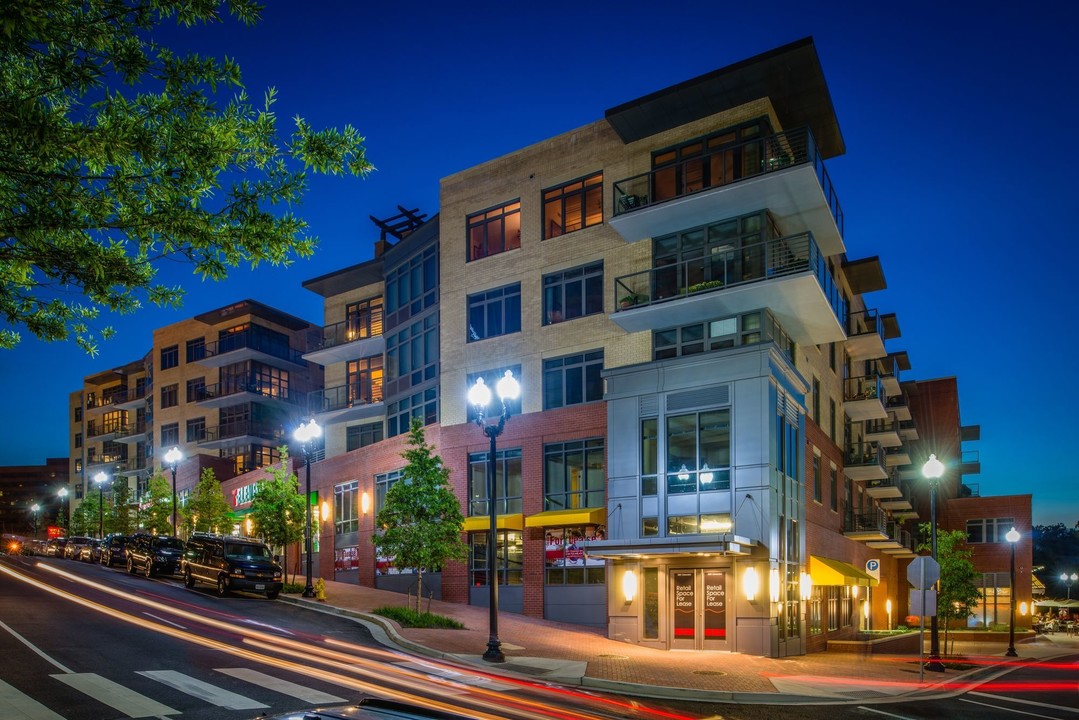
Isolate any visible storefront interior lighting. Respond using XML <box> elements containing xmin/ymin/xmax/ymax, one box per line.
<box><xmin>622</xmin><ymin>569</ymin><xmax>638</xmax><ymax>603</ymax></box>
<box><xmin>700</xmin><ymin>463</ymin><xmax>714</xmax><ymax>484</ymax></box>
<box><xmin>769</xmin><ymin>567</ymin><xmax>780</xmax><ymax>603</ymax></box>
<box><xmin>245</xmin><ymin>517</ymin><xmax>253</xmax><ymax>534</ymax></box>
<box><xmin>676</xmin><ymin>465</ymin><xmax>690</xmax><ymax>481</ymax></box>
<box><xmin>743</xmin><ymin>566</ymin><xmax>759</xmax><ymax>601</ymax></box>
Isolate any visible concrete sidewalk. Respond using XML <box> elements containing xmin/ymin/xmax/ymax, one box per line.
<box><xmin>279</xmin><ymin>579</ymin><xmax>1078</xmax><ymax>704</ymax></box>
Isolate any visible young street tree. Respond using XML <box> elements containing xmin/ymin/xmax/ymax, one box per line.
<box><xmin>182</xmin><ymin>467</ymin><xmax>233</xmax><ymax>535</ymax></box>
<box><xmin>0</xmin><ymin>0</ymin><xmax>371</xmax><ymax>354</ymax></box>
<box><xmin>248</xmin><ymin>450</ymin><xmax>305</xmax><ymax>581</ymax></box>
<box><xmin>919</xmin><ymin>525</ymin><xmax>981</xmax><ymax>652</ymax></box>
<box><xmin>373</xmin><ymin>418</ymin><xmax>468</xmax><ymax>612</ymax></box>
<box><xmin>107</xmin><ymin>475</ymin><xmax>136</xmax><ymax>534</ymax></box>
<box><xmin>141</xmin><ymin>473</ymin><xmax>175</xmax><ymax>535</ymax></box>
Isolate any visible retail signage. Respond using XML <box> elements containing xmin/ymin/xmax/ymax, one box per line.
<box><xmin>866</xmin><ymin>558</ymin><xmax>880</xmax><ymax>581</ymax></box>
<box><xmin>704</xmin><ymin>570</ymin><xmax>726</xmax><ymax>638</ymax></box>
<box><xmin>673</xmin><ymin>571</ymin><xmax>695</xmax><ymax>638</ymax></box>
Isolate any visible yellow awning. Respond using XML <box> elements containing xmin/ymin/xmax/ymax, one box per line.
<box><xmin>462</xmin><ymin>513</ymin><xmax>524</xmax><ymax>532</ymax></box>
<box><xmin>809</xmin><ymin>555</ymin><xmax>878</xmax><ymax>587</ymax></box>
<box><xmin>524</xmin><ymin>507</ymin><xmax>607</xmax><ymax>528</ymax></box>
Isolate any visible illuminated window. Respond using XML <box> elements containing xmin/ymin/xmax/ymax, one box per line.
<box><xmin>542</xmin><ymin>172</ymin><xmax>603</xmax><ymax>239</ymax></box>
<box><xmin>467</xmin><ymin>199</ymin><xmax>520</xmax><ymax>261</ymax></box>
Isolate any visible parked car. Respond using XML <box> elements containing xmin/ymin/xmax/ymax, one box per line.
<box><xmin>183</xmin><ymin>532</ymin><xmax>283</xmax><ymax>599</ymax></box>
<box><xmin>126</xmin><ymin>535</ymin><xmax>185</xmax><ymax>578</ymax></box>
<box><xmin>77</xmin><ymin>539</ymin><xmax>101</xmax><ymax>562</ymax></box>
<box><xmin>63</xmin><ymin>536</ymin><xmax>94</xmax><ymax>560</ymax></box>
<box><xmin>99</xmin><ymin>534</ymin><xmax>131</xmax><ymax>567</ymax></box>
<box><xmin>44</xmin><ymin>538</ymin><xmax>67</xmax><ymax>557</ymax></box>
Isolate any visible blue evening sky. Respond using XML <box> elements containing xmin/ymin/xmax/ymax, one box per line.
<box><xmin>2</xmin><ymin>2</ymin><xmax>1075</xmax><ymax>527</ymax></box>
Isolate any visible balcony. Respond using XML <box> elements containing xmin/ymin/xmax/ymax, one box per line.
<box><xmin>884</xmin><ymin>445</ymin><xmax>911</xmax><ymax>467</ymax></box>
<box><xmin>880</xmin><ymin>495</ymin><xmax>913</xmax><ymax>511</ymax></box>
<box><xmin>878</xmin><ymin>354</ymin><xmax>901</xmax><ymax>397</ymax></box>
<box><xmin>898</xmin><ymin>418</ymin><xmax>919</xmax><ymax>441</ymax></box>
<box><xmin>197</xmin><ymin>422</ymin><xmax>285</xmax><ymax>450</ymax></box>
<box><xmin>114</xmin><ymin>421</ymin><xmax>148</xmax><ymax>444</ymax></box>
<box><xmin>865</xmin><ymin>476</ymin><xmax>903</xmax><ymax>500</ymax></box>
<box><xmin>884</xmin><ymin>394</ymin><xmax>911</xmax><ymax>422</ymax></box>
<box><xmin>864</xmin><ymin>418</ymin><xmax>901</xmax><ymax>448</ymax></box>
<box><xmin>847</xmin><ymin>309</ymin><xmax>886</xmax><ymax>361</ymax></box>
<box><xmin>113</xmin><ymin>389</ymin><xmax>147</xmax><ymax>411</ymax></box>
<box><xmin>195</xmin><ymin>330</ymin><xmax>306</xmax><ymax>371</ymax></box>
<box><xmin>609</xmin><ymin>127</ymin><xmax>844</xmax><ymax>256</ymax></box>
<box><xmin>85</xmin><ymin>389</ymin><xmax>130</xmax><ymax>416</ymax></box>
<box><xmin>303</xmin><ymin>308</ymin><xmax>386</xmax><ymax>366</ymax></box>
<box><xmin>892</xmin><ymin>509</ymin><xmax>919</xmax><ymax>521</ymax></box>
<box><xmin>610</xmin><ymin>231</ymin><xmax>846</xmax><ymax>344</ymax></box>
<box><xmin>843</xmin><ymin>375</ymin><xmax>886</xmax><ymax>421</ymax></box>
<box><xmin>844</xmin><ymin>509</ymin><xmax>889</xmax><ymax>541</ymax></box>
<box><xmin>113</xmin><ymin>457</ymin><xmax>149</xmax><ymax>477</ymax></box>
<box><xmin>961</xmin><ymin>450</ymin><xmax>981</xmax><ymax>476</ymax></box>
<box><xmin>193</xmin><ymin>380</ymin><xmax>297</xmax><ymax>410</ymax></box>
<box><xmin>86</xmin><ymin>419</ymin><xmax>124</xmax><ymax>441</ymax></box>
<box><xmin>308</xmin><ymin>377</ymin><xmax>384</xmax><ymax>425</ymax></box>
<box><xmin>844</xmin><ymin>441</ymin><xmax>888</xmax><ymax>482</ymax></box>
<box><xmin>876</xmin><ymin>527</ymin><xmax>915</xmax><ymax>557</ymax></box>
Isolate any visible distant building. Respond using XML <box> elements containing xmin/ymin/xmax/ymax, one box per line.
<box><xmin>0</xmin><ymin>457</ymin><xmax>69</xmax><ymax>536</ymax></box>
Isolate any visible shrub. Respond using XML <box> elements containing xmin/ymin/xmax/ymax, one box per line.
<box><xmin>372</xmin><ymin>606</ymin><xmax>464</xmax><ymax>629</ymax></box>
<box><xmin>282</xmin><ymin>582</ymin><xmax>306</xmax><ymax>594</ymax></box>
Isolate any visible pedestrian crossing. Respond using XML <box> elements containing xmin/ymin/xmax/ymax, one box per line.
<box><xmin>4</xmin><ymin>666</ymin><xmax>349</xmax><ymax>719</ymax></box>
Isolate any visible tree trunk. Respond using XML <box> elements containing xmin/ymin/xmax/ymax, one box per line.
<box><xmin>416</xmin><ymin>571</ymin><xmax>424</xmax><ymax>613</ymax></box>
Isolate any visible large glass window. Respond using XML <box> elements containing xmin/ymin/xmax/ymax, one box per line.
<box><xmin>667</xmin><ymin>513</ymin><xmax>731</xmax><ymax>535</ymax></box>
<box><xmin>653</xmin><ymin>309</ymin><xmax>794</xmax><ymax>361</ymax></box>
<box><xmin>386</xmin><ymin>387</ymin><xmax>438</xmax><ymax>438</ymax></box>
<box><xmin>375</xmin><ymin>469</ymin><xmax>403</xmax><ymax>514</ymax></box>
<box><xmin>641</xmin><ymin>419</ymin><xmax>658</xmax><ymax>496</ymax></box>
<box><xmin>467</xmin><ymin>199</ymin><xmax>521</xmax><ymax>261</ymax></box>
<box><xmin>386</xmin><ymin>313</ymin><xmax>438</xmax><ymax>388</ymax></box>
<box><xmin>346</xmin><ymin>422</ymin><xmax>384</xmax><ymax>452</ymax></box>
<box><xmin>385</xmin><ymin>244</ymin><xmax>437</xmax><ymax>321</ymax></box>
<box><xmin>543</xmin><ymin>172</ymin><xmax>603</xmax><ymax>239</ymax></box>
<box><xmin>345</xmin><ymin>296</ymin><xmax>383</xmax><ymax>341</ymax></box>
<box><xmin>467</xmin><ymin>283</ymin><xmax>521</xmax><ymax>342</ymax></box>
<box><xmin>543</xmin><ymin>350</ymin><xmax>603</xmax><ymax>410</ymax></box>
<box><xmin>651</xmin><ymin>119</ymin><xmax>771</xmax><ymax>201</ymax></box>
<box><xmin>542</xmin><ymin>261</ymin><xmax>603</xmax><ymax>325</ymax></box>
<box><xmin>160</xmin><ymin>383</ymin><xmax>178</xmax><ymax>409</ymax></box>
<box><xmin>160</xmin><ymin>344</ymin><xmax>178</xmax><ymax>370</ymax></box>
<box><xmin>665</xmin><ymin>409</ymin><xmax>731</xmax><ymax>493</ymax></box>
<box><xmin>469</xmin><ymin>531</ymin><xmax>523</xmax><ymax>586</ymax></box>
<box><xmin>543</xmin><ymin>526</ymin><xmax>605</xmax><ymax>585</ymax></box>
<box><xmin>347</xmin><ymin>356</ymin><xmax>383</xmax><ymax>405</ymax></box>
<box><xmin>543</xmin><ymin>439</ymin><xmax>605</xmax><ymax>511</ymax></box>
<box><xmin>160</xmin><ymin>423</ymin><xmax>179</xmax><ymax>447</ymax></box>
<box><xmin>335</xmin><ymin>480</ymin><xmax>359</xmax><ymax>535</ymax></box>
<box><xmin>468</xmin><ymin>448</ymin><xmax>522</xmax><ymax>516</ymax></box>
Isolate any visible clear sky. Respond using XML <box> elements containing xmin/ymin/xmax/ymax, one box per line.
<box><xmin>2</xmin><ymin>2</ymin><xmax>1076</xmax><ymax>527</ymax></box>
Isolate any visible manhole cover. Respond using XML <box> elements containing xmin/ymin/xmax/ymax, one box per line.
<box><xmin>693</xmin><ymin>670</ymin><xmax>727</xmax><ymax>676</ymax></box>
<box><xmin>596</xmin><ymin>654</ymin><xmax>629</xmax><ymax>659</ymax></box>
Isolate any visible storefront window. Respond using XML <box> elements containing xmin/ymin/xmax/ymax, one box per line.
<box><xmin>543</xmin><ymin>526</ymin><xmax>606</xmax><ymax>584</ymax></box>
<box><xmin>334</xmin><ymin>546</ymin><xmax>359</xmax><ymax>572</ymax></box>
<box><xmin>469</xmin><ymin>531</ymin><xmax>523</xmax><ymax>586</ymax></box>
<box><xmin>643</xmin><ymin>567</ymin><xmax>659</xmax><ymax>639</ymax></box>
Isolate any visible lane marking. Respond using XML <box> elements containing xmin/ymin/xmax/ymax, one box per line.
<box><xmin>959</xmin><ymin>698</ymin><xmax>1063</xmax><ymax>719</ymax></box>
<box><xmin>855</xmin><ymin>706</ymin><xmax>915</xmax><ymax>720</ymax></box>
<box><xmin>215</xmin><ymin>667</ymin><xmax>346</xmax><ymax>704</ymax></box>
<box><xmin>0</xmin><ymin>678</ymin><xmax>66</xmax><ymax>720</ymax></box>
<box><xmin>51</xmin><ymin>673</ymin><xmax>178</xmax><ymax>717</ymax></box>
<box><xmin>137</xmin><ymin>670</ymin><xmax>268</xmax><ymax>710</ymax></box>
<box><xmin>0</xmin><ymin>620</ymin><xmax>73</xmax><ymax>674</ymax></box>
<box><xmin>143</xmin><ymin>613</ymin><xmax>185</xmax><ymax>630</ymax></box>
<box><xmin>969</xmin><ymin>691</ymin><xmax>1079</xmax><ymax>715</ymax></box>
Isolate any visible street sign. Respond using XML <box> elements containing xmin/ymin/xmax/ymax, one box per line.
<box><xmin>866</xmin><ymin>559</ymin><xmax>880</xmax><ymax>580</ymax></box>
<box><xmin>910</xmin><ymin>588</ymin><xmax>937</xmax><ymax>616</ymax></box>
<box><xmin>907</xmin><ymin>556</ymin><xmax>940</xmax><ymax>589</ymax></box>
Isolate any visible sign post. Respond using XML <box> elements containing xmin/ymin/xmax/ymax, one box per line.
<box><xmin>907</xmin><ymin>556</ymin><xmax>941</xmax><ymax>682</ymax></box>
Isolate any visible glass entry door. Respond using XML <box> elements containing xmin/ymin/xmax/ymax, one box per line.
<box><xmin>670</xmin><ymin>569</ymin><xmax>729</xmax><ymax>650</ymax></box>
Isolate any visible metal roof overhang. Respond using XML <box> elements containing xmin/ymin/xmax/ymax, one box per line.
<box><xmin>582</xmin><ymin>534</ymin><xmax>757</xmax><ymax>560</ymax></box>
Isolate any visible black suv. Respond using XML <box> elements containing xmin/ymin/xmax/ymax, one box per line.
<box><xmin>183</xmin><ymin>533</ymin><xmax>283</xmax><ymax>599</ymax></box>
<box><xmin>100</xmin><ymin>534</ymin><xmax>131</xmax><ymax>567</ymax></box>
<box><xmin>126</xmin><ymin>534</ymin><xmax>185</xmax><ymax>577</ymax></box>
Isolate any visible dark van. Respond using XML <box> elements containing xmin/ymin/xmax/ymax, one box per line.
<box><xmin>183</xmin><ymin>533</ymin><xmax>283</xmax><ymax>599</ymax></box>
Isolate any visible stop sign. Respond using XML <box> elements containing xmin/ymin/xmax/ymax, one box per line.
<box><xmin>907</xmin><ymin>556</ymin><xmax>940</xmax><ymax>589</ymax></box>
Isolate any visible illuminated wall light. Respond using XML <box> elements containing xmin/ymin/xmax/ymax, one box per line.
<box><xmin>622</xmin><ymin>569</ymin><xmax>638</xmax><ymax>603</ymax></box>
<box><xmin>245</xmin><ymin>517</ymin><xmax>253</xmax><ymax>535</ymax></box>
<box><xmin>851</xmin><ymin>585</ymin><xmax>859</xmax><ymax>599</ymax></box>
<box><xmin>1020</xmin><ymin>601</ymin><xmax>1028</xmax><ymax>616</ymax></box>
<box><xmin>863</xmin><ymin>600</ymin><xmax>870</xmax><ymax>619</ymax></box>
<box><xmin>361</xmin><ymin>491</ymin><xmax>371</xmax><ymax>515</ymax></box>
<box><xmin>800</xmin><ymin>572</ymin><xmax>812</xmax><ymax>600</ymax></box>
<box><xmin>769</xmin><ymin>567</ymin><xmax>780</xmax><ymax>603</ymax></box>
<box><xmin>743</xmin><ymin>566</ymin><xmax>760</xmax><ymax>601</ymax></box>
<box><xmin>321</xmin><ymin>500</ymin><xmax>330</xmax><ymax>522</ymax></box>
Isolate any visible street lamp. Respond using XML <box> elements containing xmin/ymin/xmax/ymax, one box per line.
<box><xmin>1005</xmin><ymin>527</ymin><xmax>1020</xmax><ymax>657</ymax></box>
<box><xmin>1062</xmin><ymin>572</ymin><xmax>1078</xmax><ymax>600</ymax></box>
<box><xmin>93</xmin><ymin>471</ymin><xmax>108</xmax><ymax>539</ymax></box>
<box><xmin>922</xmin><ymin>453</ymin><xmax>945</xmax><ymax>672</ymax></box>
<box><xmin>294</xmin><ymin>419</ymin><xmax>322</xmax><ymax>599</ymax></box>
<box><xmin>58</xmin><ymin>487</ymin><xmax>69</xmax><ymax>531</ymax></box>
<box><xmin>30</xmin><ymin>503</ymin><xmax>40</xmax><ymax>538</ymax></box>
<box><xmin>164</xmin><ymin>446</ymin><xmax>183</xmax><ymax>536</ymax></box>
<box><xmin>468</xmin><ymin>369</ymin><xmax>521</xmax><ymax>663</ymax></box>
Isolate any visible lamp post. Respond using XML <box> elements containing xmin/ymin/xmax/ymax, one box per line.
<box><xmin>58</xmin><ymin>487</ymin><xmax>69</xmax><ymax>531</ymax></box>
<box><xmin>294</xmin><ymin>419</ymin><xmax>322</xmax><ymax>598</ymax></box>
<box><xmin>922</xmin><ymin>453</ymin><xmax>945</xmax><ymax>672</ymax></box>
<box><xmin>1005</xmin><ymin>527</ymin><xmax>1020</xmax><ymax>657</ymax></box>
<box><xmin>1062</xmin><ymin>572</ymin><xmax>1078</xmax><ymax>600</ymax></box>
<box><xmin>31</xmin><ymin>503</ymin><xmax>40</xmax><ymax>538</ymax></box>
<box><xmin>468</xmin><ymin>370</ymin><xmax>520</xmax><ymax>664</ymax></box>
<box><xmin>164</xmin><ymin>446</ymin><xmax>183</xmax><ymax>536</ymax></box>
<box><xmin>93</xmin><ymin>471</ymin><xmax>107</xmax><ymax>539</ymax></box>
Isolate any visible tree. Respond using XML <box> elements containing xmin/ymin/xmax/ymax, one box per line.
<box><xmin>0</xmin><ymin>0</ymin><xmax>371</xmax><ymax>354</ymax></box>
<box><xmin>181</xmin><ymin>467</ymin><xmax>233</xmax><ymax>536</ymax></box>
<box><xmin>1033</xmin><ymin>523</ymin><xmax>1079</xmax><ymax>594</ymax></box>
<box><xmin>141</xmin><ymin>473</ymin><xmax>174</xmax><ymax>535</ymax></box>
<box><xmin>106</xmin><ymin>476</ymin><xmax>136</xmax><ymax>534</ymax></box>
<box><xmin>248</xmin><ymin>450</ymin><xmax>304</xmax><ymax>581</ymax></box>
<box><xmin>70</xmin><ymin>493</ymin><xmax>100</xmax><ymax>536</ymax></box>
<box><xmin>373</xmin><ymin>418</ymin><xmax>468</xmax><ymax>612</ymax></box>
<box><xmin>918</xmin><ymin>525</ymin><xmax>981</xmax><ymax>653</ymax></box>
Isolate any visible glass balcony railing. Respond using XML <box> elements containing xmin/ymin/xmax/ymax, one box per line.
<box><xmin>204</xmin><ymin>330</ymin><xmax>304</xmax><ymax>365</ymax></box>
<box><xmin>307</xmin><ymin>308</ymin><xmax>384</xmax><ymax>353</ymax></box>
<box><xmin>612</xmin><ymin>231</ymin><xmax>847</xmax><ymax>322</ymax></box>
<box><xmin>611</xmin><ymin>126</ymin><xmax>843</xmax><ymax>236</ymax></box>
<box><xmin>202</xmin><ymin>422</ymin><xmax>284</xmax><ymax>445</ymax></box>
<box><xmin>848</xmin><ymin>308</ymin><xmax>884</xmax><ymax>341</ymax></box>
<box><xmin>844</xmin><ymin>374</ymin><xmax>883</xmax><ymax>403</ymax></box>
<box><xmin>309</xmin><ymin>377</ymin><xmax>384</xmax><ymax>414</ymax></box>
<box><xmin>195</xmin><ymin>380</ymin><xmax>294</xmax><ymax>404</ymax></box>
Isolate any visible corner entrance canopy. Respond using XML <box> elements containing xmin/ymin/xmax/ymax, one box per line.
<box><xmin>1034</xmin><ymin>598</ymin><xmax>1079</xmax><ymax>609</ymax></box>
<box><xmin>809</xmin><ymin>555</ymin><xmax>878</xmax><ymax>587</ymax></box>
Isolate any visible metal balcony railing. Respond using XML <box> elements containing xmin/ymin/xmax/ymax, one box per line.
<box><xmin>86</xmin><ymin>419</ymin><xmax>125</xmax><ymax>438</ymax></box>
<box><xmin>866</xmin><ymin>476</ymin><xmax>901</xmax><ymax>494</ymax></box>
<box><xmin>307</xmin><ymin>308</ymin><xmax>384</xmax><ymax>353</ymax></box>
<box><xmin>848</xmin><ymin>308</ymin><xmax>884</xmax><ymax>340</ymax></box>
<box><xmin>309</xmin><ymin>377</ymin><xmax>384</xmax><ymax>414</ymax></box>
<box><xmin>845</xmin><ymin>441</ymin><xmax>884</xmax><ymax>468</ymax></box>
<box><xmin>611</xmin><ymin>126</ymin><xmax>843</xmax><ymax>238</ymax></box>
<box><xmin>114</xmin><ymin>420</ymin><xmax>147</xmax><ymax>439</ymax></box>
<box><xmin>612</xmin><ymin>231</ymin><xmax>847</xmax><ymax>322</ymax></box>
<box><xmin>203</xmin><ymin>329</ymin><xmax>304</xmax><ymax>365</ymax></box>
<box><xmin>865</xmin><ymin>418</ymin><xmax>898</xmax><ymax>435</ymax></box>
<box><xmin>844</xmin><ymin>374</ymin><xmax>882</xmax><ymax>403</ymax></box>
<box><xmin>846</xmin><ymin>508</ymin><xmax>888</xmax><ymax>534</ymax></box>
<box><xmin>202</xmin><ymin>422</ymin><xmax>284</xmax><ymax>444</ymax></box>
<box><xmin>195</xmin><ymin>380</ymin><xmax>295</xmax><ymax>404</ymax></box>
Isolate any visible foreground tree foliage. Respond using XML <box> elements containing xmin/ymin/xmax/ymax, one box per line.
<box><xmin>0</xmin><ymin>0</ymin><xmax>371</xmax><ymax>354</ymax></box>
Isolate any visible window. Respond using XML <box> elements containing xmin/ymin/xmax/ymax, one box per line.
<box><xmin>345</xmin><ymin>296</ymin><xmax>383</xmax><ymax>341</ymax></box>
<box><xmin>186</xmin><ymin>337</ymin><xmax>205</xmax><ymax>363</ymax></box>
<box><xmin>160</xmin><ymin>383</ymin><xmax>178</xmax><ymax>409</ymax></box>
<box><xmin>386</xmin><ymin>313</ymin><xmax>438</xmax><ymax>392</ymax></box>
<box><xmin>467</xmin><ymin>199</ymin><xmax>520</xmax><ymax>261</ymax></box>
<box><xmin>74</xmin><ymin>406</ymin><xmax>82</xmax><ymax>422</ymax></box>
<box><xmin>346</xmin><ymin>422</ymin><xmax>384</xmax><ymax>452</ymax></box>
<box><xmin>375</xmin><ymin>469</ymin><xmax>403</xmax><ymax>514</ymax></box>
<box><xmin>812</xmin><ymin>377</ymin><xmax>820</xmax><ymax>423</ymax></box>
<box><xmin>830</xmin><ymin>343</ymin><xmax>837</xmax><ymax>372</ymax></box>
<box><xmin>830</xmin><ymin>466</ymin><xmax>838</xmax><ymax>512</ymax></box>
<box><xmin>653</xmin><ymin>309</ymin><xmax>794</xmax><ymax>360</ymax></box>
<box><xmin>667</xmin><ymin>513</ymin><xmax>732</xmax><ymax>535</ymax></box>
<box><xmin>386</xmin><ymin>387</ymin><xmax>438</xmax><ymax>438</ymax></box>
<box><xmin>544</xmin><ymin>439</ymin><xmax>605</xmax><ymax>511</ymax></box>
<box><xmin>74</xmin><ymin>432</ymin><xmax>82</xmax><ymax>448</ymax></box>
<box><xmin>347</xmin><ymin>356</ymin><xmax>384</xmax><ymax>405</ymax></box>
<box><xmin>186</xmin><ymin>417</ymin><xmax>206</xmax><ymax>443</ymax></box>
<box><xmin>809</xmin><ymin>587</ymin><xmax>823</xmax><ymax>635</ymax></box>
<box><xmin>641</xmin><ymin>419</ymin><xmax>658</xmax><ymax>496</ymax></box>
<box><xmin>161</xmin><ymin>423</ymin><xmax>179</xmax><ymax>447</ymax></box>
<box><xmin>812</xmin><ymin>454</ymin><xmax>822</xmax><ymax>503</ymax></box>
<box><xmin>829</xmin><ymin>398</ymin><xmax>837</xmax><ymax>442</ymax></box>
<box><xmin>466</xmin><ymin>366</ymin><xmax>521</xmax><ymax>423</ymax></box>
<box><xmin>468</xmin><ymin>448</ymin><xmax>522</xmax><ymax>516</ymax></box>
<box><xmin>334</xmin><ymin>480</ymin><xmax>359</xmax><ymax>535</ymax></box>
<box><xmin>469</xmin><ymin>531</ymin><xmax>523</xmax><ymax>586</ymax></box>
<box><xmin>385</xmin><ymin>244</ymin><xmax>438</xmax><ymax>321</ymax></box>
<box><xmin>467</xmin><ymin>283</ymin><xmax>520</xmax><ymax>342</ymax></box>
<box><xmin>967</xmin><ymin>518</ymin><xmax>1015</xmax><ymax>544</ymax></box>
<box><xmin>543</xmin><ymin>172</ymin><xmax>603</xmax><ymax>239</ymax></box>
<box><xmin>186</xmin><ymin>377</ymin><xmax>205</xmax><ymax>403</ymax></box>
<box><xmin>543</xmin><ymin>526</ymin><xmax>605</xmax><ymax>585</ymax></box>
<box><xmin>666</xmin><ymin>409</ymin><xmax>731</xmax><ymax>493</ymax></box>
<box><xmin>160</xmin><ymin>344</ymin><xmax>178</xmax><ymax>370</ymax></box>
<box><xmin>542</xmin><ymin>261</ymin><xmax>603</xmax><ymax>325</ymax></box>
<box><xmin>651</xmin><ymin>119</ymin><xmax>772</xmax><ymax>202</ymax></box>
<box><xmin>543</xmin><ymin>350</ymin><xmax>603</xmax><ymax>410</ymax></box>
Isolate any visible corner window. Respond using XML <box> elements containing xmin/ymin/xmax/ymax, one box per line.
<box><xmin>467</xmin><ymin>283</ymin><xmax>521</xmax><ymax>342</ymax></box>
<box><xmin>542</xmin><ymin>261</ymin><xmax>603</xmax><ymax>325</ymax></box>
<box><xmin>542</xmin><ymin>172</ymin><xmax>603</xmax><ymax>239</ymax></box>
<box><xmin>160</xmin><ymin>344</ymin><xmax>179</xmax><ymax>370</ymax></box>
<box><xmin>542</xmin><ymin>350</ymin><xmax>603</xmax><ymax>410</ymax></box>
<box><xmin>666</xmin><ymin>409</ymin><xmax>731</xmax><ymax>493</ymax></box>
<box><xmin>467</xmin><ymin>199</ymin><xmax>521</xmax><ymax>261</ymax></box>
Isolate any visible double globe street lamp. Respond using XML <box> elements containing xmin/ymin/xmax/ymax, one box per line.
<box><xmin>467</xmin><ymin>369</ymin><xmax>521</xmax><ymax>663</ymax></box>
<box><xmin>294</xmin><ymin>419</ymin><xmax>322</xmax><ymax>599</ymax></box>
<box><xmin>31</xmin><ymin>503</ymin><xmax>40</xmax><ymax>538</ymax></box>
<box><xmin>164</xmin><ymin>446</ymin><xmax>184</xmax><ymax>536</ymax></box>
<box><xmin>1062</xmin><ymin>572</ymin><xmax>1078</xmax><ymax>600</ymax></box>
<box><xmin>93</xmin><ymin>471</ymin><xmax>108</xmax><ymax>539</ymax></box>
<box><xmin>1005</xmin><ymin>527</ymin><xmax>1021</xmax><ymax>657</ymax></box>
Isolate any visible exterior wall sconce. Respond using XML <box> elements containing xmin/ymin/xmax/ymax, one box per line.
<box><xmin>361</xmin><ymin>491</ymin><xmax>371</xmax><ymax>515</ymax></box>
<box><xmin>769</xmin><ymin>567</ymin><xmax>780</xmax><ymax>603</ymax></box>
<box><xmin>321</xmin><ymin>500</ymin><xmax>330</xmax><ymax>522</ymax></box>
<box><xmin>851</xmin><ymin>585</ymin><xmax>859</xmax><ymax>599</ymax></box>
<box><xmin>800</xmin><ymin>572</ymin><xmax>812</xmax><ymax>600</ymax></box>
<box><xmin>743</xmin><ymin>566</ymin><xmax>759</xmax><ymax>601</ymax></box>
<box><xmin>886</xmin><ymin>598</ymin><xmax>893</xmax><ymax>629</ymax></box>
<box><xmin>245</xmin><ymin>517</ymin><xmax>253</xmax><ymax>535</ymax></box>
<box><xmin>1019</xmin><ymin>601</ymin><xmax>1028</xmax><ymax>616</ymax></box>
<box><xmin>863</xmin><ymin>600</ymin><xmax>870</xmax><ymax>620</ymax></box>
<box><xmin>622</xmin><ymin>569</ymin><xmax>638</xmax><ymax>603</ymax></box>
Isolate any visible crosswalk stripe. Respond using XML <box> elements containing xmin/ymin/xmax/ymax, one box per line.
<box><xmin>51</xmin><ymin>673</ymin><xmax>178</xmax><ymax>717</ymax></box>
<box><xmin>215</xmin><ymin>668</ymin><xmax>347</xmax><ymax>704</ymax></box>
<box><xmin>0</xmin><ymin>678</ymin><xmax>67</xmax><ymax>720</ymax></box>
<box><xmin>136</xmin><ymin>670</ymin><xmax>268</xmax><ymax>710</ymax></box>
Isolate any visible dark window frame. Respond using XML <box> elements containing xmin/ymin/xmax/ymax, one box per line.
<box><xmin>160</xmin><ymin>344</ymin><xmax>179</xmax><ymax>370</ymax></box>
<box><xmin>542</xmin><ymin>172</ymin><xmax>603</xmax><ymax>239</ymax></box>
<box><xmin>467</xmin><ymin>199</ymin><xmax>521</xmax><ymax>262</ymax></box>
<box><xmin>467</xmin><ymin>283</ymin><xmax>521</xmax><ymax>342</ymax></box>
<box><xmin>542</xmin><ymin>261</ymin><xmax>603</xmax><ymax>326</ymax></box>
<box><xmin>160</xmin><ymin>383</ymin><xmax>178</xmax><ymax>409</ymax></box>
<box><xmin>543</xmin><ymin>350</ymin><xmax>603</xmax><ymax>410</ymax></box>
